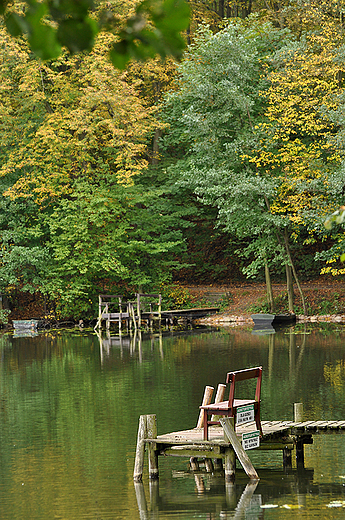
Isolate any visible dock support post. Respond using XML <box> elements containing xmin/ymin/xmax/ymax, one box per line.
<box><xmin>283</xmin><ymin>447</ymin><xmax>292</xmax><ymax>469</ymax></box>
<box><xmin>133</xmin><ymin>415</ymin><xmax>147</xmax><ymax>482</ymax></box>
<box><xmin>204</xmin><ymin>458</ymin><xmax>214</xmax><ymax>473</ymax></box>
<box><xmin>294</xmin><ymin>403</ymin><xmax>305</xmax><ymax>468</ymax></box>
<box><xmin>190</xmin><ymin>457</ymin><xmax>200</xmax><ymax>471</ymax></box>
<box><xmin>223</xmin><ymin>416</ymin><xmax>236</xmax><ymax>482</ymax></box>
<box><xmin>196</xmin><ymin>385</ymin><xmax>214</xmax><ymax>429</ymax></box>
<box><xmin>296</xmin><ymin>437</ymin><xmax>305</xmax><ymax>469</ymax></box>
<box><xmin>221</xmin><ymin>417</ymin><xmax>259</xmax><ymax>481</ymax></box>
<box><xmin>213</xmin><ymin>458</ymin><xmax>223</xmax><ymax>471</ymax></box>
<box><xmin>224</xmin><ymin>447</ymin><xmax>236</xmax><ymax>482</ymax></box>
<box><xmin>147</xmin><ymin>414</ymin><xmax>159</xmax><ymax>480</ymax></box>
<box><xmin>294</xmin><ymin>402</ymin><xmax>303</xmax><ymax>423</ymax></box>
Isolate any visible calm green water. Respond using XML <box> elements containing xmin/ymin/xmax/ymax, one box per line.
<box><xmin>1</xmin><ymin>324</ymin><xmax>345</xmax><ymax>519</ymax></box>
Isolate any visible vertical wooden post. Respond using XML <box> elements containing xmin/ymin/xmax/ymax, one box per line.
<box><xmin>204</xmin><ymin>458</ymin><xmax>214</xmax><ymax>473</ymax></box>
<box><xmin>147</xmin><ymin>414</ymin><xmax>159</xmax><ymax>480</ymax></box>
<box><xmin>283</xmin><ymin>448</ymin><xmax>292</xmax><ymax>469</ymax></box>
<box><xmin>296</xmin><ymin>437</ymin><xmax>305</xmax><ymax>469</ymax></box>
<box><xmin>213</xmin><ymin>458</ymin><xmax>223</xmax><ymax>471</ymax></box>
<box><xmin>196</xmin><ymin>386</ymin><xmax>214</xmax><ymax>429</ymax></box>
<box><xmin>105</xmin><ymin>301</ymin><xmax>110</xmax><ymax>330</ymax></box>
<box><xmin>223</xmin><ymin>416</ymin><xmax>236</xmax><ymax>482</ymax></box>
<box><xmin>133</xmin><ymin>415</ymin><xmax>147</xmax><ymax>482</ymax></box>
<box><xmin>190</xmin><ymin>457</ymin><xmax>200</xmax><ymax>471</ymax></box>
<box><xmin>118</xmin><ymin>297</ymin><xmax>122</xmax><ymax>334</ymax></box>
<box><xmin>211</xmin><ymin>383</ymin><xmax>226</xmax><ymax>422</ymax></box>
<box><xmin>224</xmin><ymin>447</ymin><xmax>236</xmax><ymax>482</ymax></box>
<box><xmin>158</xmin><ymin>294</ymin><xmax>162</xmax><ymax>326</ymax></box>
<box><xmin>294</xmin><ymin>403</ymin><xmax>305</xmax><ymax>468</ymax></box>
<box><xmin>137</xmin><ymin>293</ymin><xmax>141</xmax><ymax>329</ymax></box>
<box><xmin>98</xmin><ymin>295</ymin><xmax>102</xmax><ymax>330</ymax></box>
<box><xmin>131</xmin><ymin>302</ymin><xmax>137</xmax><ymax>330</ymax></box>
<box><xmin>294</xmin><ymin>402</ymin><xmax>303</xmax><ymax>423</ymax></box>
<box><xmin>221</xmin><ymin>417</ymin><xmax>259</xmax><ymax>481</ymax></box>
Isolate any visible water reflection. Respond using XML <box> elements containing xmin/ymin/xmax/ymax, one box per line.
<box><xmin>135</xmin><ymin>479</ymin><xmax>260</xmax><ymax>520</ymax></box>
<box><xmin>95</xmin><ymin>326</ymin><xmax>214</xmax><ymax>364</ymax></box>
<box><xmin>1</xmin><ymin>325</ymin><xmax>345</xmax><ymax>519</ymax></box>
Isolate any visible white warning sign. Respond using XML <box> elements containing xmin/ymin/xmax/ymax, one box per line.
<box><xmin>236</xmin><ymin>404</ymin><xmax>254</xmax><ymax>425</ymax></box>
<box><xmin>242</xmin><ymin>430</ymin><xmax>260</xmax><ymax>450</ymax></box>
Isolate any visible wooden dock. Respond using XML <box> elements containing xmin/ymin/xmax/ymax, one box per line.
<box><xmin>134</xmin><ymin>414</ymin><xmax>345</xmax><ymax>483</ymax></box>
<box><xmin>94</xmin><ymin>293</ymin><xmax>219</xmax><ymax>331</ymax></box>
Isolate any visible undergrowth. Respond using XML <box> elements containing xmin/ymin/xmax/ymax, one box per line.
<box><xmin>247</xmin><ymin>290</ymin><xmax>345</xmax><ymax>315</ymax></box>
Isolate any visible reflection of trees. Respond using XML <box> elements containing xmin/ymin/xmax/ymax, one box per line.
<box><xmin>2</xmin><ymin>327</ymin><xmax>345</xmax><ymax>517</ymax></box>
<box><xmin>324</xmin><ymin>361</ymin><xmax>345</xmax><ymax>389</ymax></box>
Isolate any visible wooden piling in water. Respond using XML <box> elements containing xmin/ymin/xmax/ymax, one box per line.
<box><xmin>133</xmin><ymin>415</ymin><xmax>147</xmax><ymax>482</ymax></box>
<box><xmin>196</xmin><ymin>386</ymin><xmax>214</xmax><ymax>429</ymax></box>
<box><xmin>211</xmin><ymin>383</ymin><xmax>226</xmax><ymax>422</ymax></box>
<box><xmin>294</xmin><ymin>402</ymin><xmax>303</xmax><ymax>422</ymax></box>
<box><xmin>147</xmin><ymin>414</ymin><xmax>159</xmax><ymax>480</ymax></box>
<box><xmin>294</xmin><ymin>402</ymin><xmax>305</xmax><ymax>468</ymax></box>
<box><xmin>221</xmin><ymin>417</ymin><xmax>259</xmax><ymax>481</ymax></box>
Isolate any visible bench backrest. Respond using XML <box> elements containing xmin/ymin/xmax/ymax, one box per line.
<box><xmin>226</xmin><ymin>366</ymin><xmax>262</xmax><ymax>407</ymax></box>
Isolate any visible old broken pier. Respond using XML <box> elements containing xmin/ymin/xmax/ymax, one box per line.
<box><xmin>134</xmin><ymin>400</ymin><xmax>345</xmax><ymax>483</ymax></box>
<box><xmin>94</xmin><ymin>293</ymin><xmax>219</xmax><ymax>331</ymax></box>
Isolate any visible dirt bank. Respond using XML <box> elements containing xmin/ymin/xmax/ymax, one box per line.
<box><xmin>184</xmin><ymin>278</ymin><xmax>345</xmax><ymax>325</ymax></box>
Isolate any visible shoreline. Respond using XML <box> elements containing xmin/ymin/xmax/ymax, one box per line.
<box><xmin>199</xmin><ymin>312</ymin><xmax>345</xmax><ymax>326</ymax></box>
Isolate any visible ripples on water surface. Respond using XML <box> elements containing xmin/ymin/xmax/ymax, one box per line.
<box><xmin>1</xmin><ymin>323</ymin><xmax>345</xmax><ymax>518</ymax></box>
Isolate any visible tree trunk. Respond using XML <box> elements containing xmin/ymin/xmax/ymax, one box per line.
<box><xmin>152</xmin><ymin>128</ymin><xmax>161</xmax><ymax>165</ymax></box>
<box><xmin>283</xmin><ymin>229</ymin><xmax>307</xmax><ymax>315</ymax></box>
<box><xmin>264</xmin><ymin>259</ymin><xmax>275</xmax><ymax>313</ymax></box>
<box><xmin>285</xmin><ymin>263</ymin><xmax>294</xmax><ymax>312</ymax></box>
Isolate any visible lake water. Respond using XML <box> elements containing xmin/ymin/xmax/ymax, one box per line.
<box><xmin>1</xmin><ymin>323</ymin><xmax>345</xmax><ymax>519</ymax></box>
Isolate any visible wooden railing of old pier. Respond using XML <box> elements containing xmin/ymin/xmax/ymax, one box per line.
<box><xmin>94</xmin><ymin>293</ymin><xmax>219</xmax><ymax>331</ymax></box>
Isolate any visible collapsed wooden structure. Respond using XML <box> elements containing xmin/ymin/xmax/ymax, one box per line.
<box><xmin>94</xmin><ymin>293</ymin><xmax>219</xmax><ymax>331</ymax></box>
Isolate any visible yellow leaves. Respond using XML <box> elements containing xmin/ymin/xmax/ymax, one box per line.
<box><xmin>324</xmin><ymin>361</ymin><xmax>345</xmax><ymax>388</ymax></box>
<box><xmin>245</xmin><ymin>22</ymin><xmax>344</xmax><ymax>234</ymax></box>
<box><xmin>0</xmin><ymin>30</ymin><xmax>159</xmax><ymax>204</ymax></box>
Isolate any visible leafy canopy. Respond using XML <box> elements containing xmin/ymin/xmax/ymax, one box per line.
<box><xmin>0</xmin><ymin>0</ymin><xmax>190</xmax><ymax>68</ymax></box>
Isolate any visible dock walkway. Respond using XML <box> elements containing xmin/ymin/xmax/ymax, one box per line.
<box><xmin>134</xmin><ymin>415</ymin><xmax>345</xmax><ymax>484</ymax></box>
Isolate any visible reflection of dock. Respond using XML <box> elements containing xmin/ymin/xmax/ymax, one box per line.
<box><xmin>135</xmin><ymin>466</ymin><xmax>324</xmax><ymax>519</ymax></box>
<box><xmin>95</xmin><ymin>327</ymin><xmax>216</xmax><ymax>363</ymax></box>
<box><xmin>135</xmin><ymin>478</ymin><xmax>259</xmax><ymax>520</ymax></box>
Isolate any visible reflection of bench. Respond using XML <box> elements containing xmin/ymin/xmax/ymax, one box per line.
<box><xmin>200</xmin><ymin>367</ymin><xmax>263</xmax><ymax>441</ymax></box>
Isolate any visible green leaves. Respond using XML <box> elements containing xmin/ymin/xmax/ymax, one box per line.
<box><xmin>110</xmin><ymin>0</ymin><xmax>190</xmax><ymax>69</ymax></box>
<box><xmin>2</xmin><ymin>0</ymin><xmax>190</xmax><ymax>67</ymax></box>
<box><xmin>57</xmin><ymin>17</ymin><xmax>97</xmax><ymax>53</ymax></box>
<box><xmin>324</xmin><ymin>207</ymin><xmax>345</xmax><ymax>231</ymax></box>
<box><xmin>324</xmin><ymin>207</ymin><xmax>345</xmax><ymax>262</ymax></box>
<box><xmin>0</xmin><ymin>0</ymin><xmax>8</xmax><ymax>15</ymax></box>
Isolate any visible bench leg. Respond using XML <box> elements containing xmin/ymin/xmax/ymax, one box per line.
<box><xmin>203</xmin><ymin>410</ymin><xmax>208</xmax><ymax>440</ymax></box>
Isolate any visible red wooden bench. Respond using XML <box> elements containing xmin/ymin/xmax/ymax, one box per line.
<box><xmin>200</xmin><ymin>367</ymin><xmax>263</xmax><ymax>440</ymax></box>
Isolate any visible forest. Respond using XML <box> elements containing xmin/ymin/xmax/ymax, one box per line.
<box><xmin>1</xmin><ymin>0</ymin><xmax>345</xmax><ymax>319</ymax></box>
